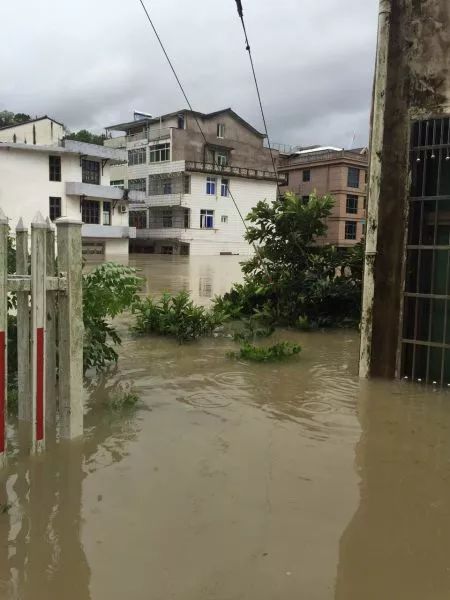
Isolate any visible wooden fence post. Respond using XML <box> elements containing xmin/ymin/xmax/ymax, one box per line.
<box><xmin>0</xmin><ymin>209</ymin><xmax>8</xmax><ymax>467</ymax></box>
<box><xmin>45</xmin><ymin>218</ymin><xmax>57</xmax><ymax>425</ymax></box>
<box><xmin>56</xmin><ymin>218</ymin><xmax>83</xmax><ymax>439</ymax></box>
<box><xmin>16</xmin><ymin>218</ymin><xmax>31</xmax><ymax>422</ymax></box>
<box><xmin>31</xmin><ymin>213</ymin><xmax>47</xmax><ymax>454</ymax></box>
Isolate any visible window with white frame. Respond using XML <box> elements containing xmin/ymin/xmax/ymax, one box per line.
<box><xmin>162</xmin><ymin>179</ymin><xmax>172</xmax><ymax>194</ymax></box>
<box><xmin>206</xmin><ymin>176</ymin><xmax>217</xmax><ymax>195</ymax></box>
<box><xmin>217</xmin><ymin>123</ymin><xmax>225</xmax><ymax>138</ymax></box>
<box><xmin>183</xmin><ymin>174</ymin><xmax>191</xmax><ymax>194</ymax></box>
<box><xmin>221</xmin><ymin>178</ymin><xmax>229</xmax><ymax>197</ymax></box>
<box><xmin>216</xmin><ymin>151</ymin><xmax>228</xmax><ymax>166</ymax></box>
<box><xmin>221</xmin><ymin>215</ymin><xmax>228</xmax><ymax>224</ymax></box>
<box><xmin>149</xmin><ymin>143</ymin><xmax>170</xmax><ymax>163</ymax></box>
<box><xmin>200</xmin><ymin>209</ymin><xmax>214</xmax><ymax>229</ymax></box>
<box><xmin>103</xmin><ymin>201</ymin><xmax>112</xmax><ymax>226</ymax></box>
<box><xmin>111</xmin><ymin>180</ymin><xmax>125</xmax><ymax>189</ymax></box>
<box><xmin>128</xmin><ymin>148</ymin><xmax>146</xmax><ymax>166</ymax></box>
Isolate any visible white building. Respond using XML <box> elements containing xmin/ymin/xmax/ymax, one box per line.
<box><xmin>105</xmin><ymin>109</ymin><xmax>283</xmax><ymax>256</ymax></box>
<box><xmin>0</xmin><ymin>117</ymin><xmax>143</xmax><ymax>257</ymax></box>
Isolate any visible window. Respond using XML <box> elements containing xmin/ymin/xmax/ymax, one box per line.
<box><xmin>49</xmin><ymin>156</ymin><xmax>61</xmax><ymax>181</ymax></box>
<box><xmin>362</xmin><ymin>222</ymin><xmax>366</xmax><ymax>235</ymax></box>
<box><xmin>162</xmin><ymin>209</ymin><xmax>173</xmax><ymax>228</ymax></box>
<box><xmin>177</xmin><ymin>113</ymin><xmax>185</xmax><ymax>129</ymax></box>
<box><xmin>103</xmin><ymin>201</ymin><xmax>111</xmax><ymax>226</ymax></box>
<box><xmin>302</xmin><ymin>169</ymin><xmax>311</xmax><ymax>182</ymax></box>
<box><xmin>184</xmin><ymin>208</ymin><xmax>190</xmax><ymax>228</ymax></box>
<box><xmin>217</xmin><ymin>123</ymin><xmax>225</xmax><ymax>139</ymax></box>
<box><xmin>221</xmin><ymin>178</ymin><xmax>229</xmax><ymax>197</ymax></box>
<box><xmin>206</xmin><ymin>177</ymin><xmax>217</xmax><ymax>195</ymax></box>
<box><xmin>128</xmin><ymin>148</ymin><xmax>146</xmax><ymax>166</ymax></box>
<box><xmin>49</xmin><ymin>197</ymin><xmax>61</xmax><ymax>221</ymax></box>
<box><xmin>221</xmin><ymin>215</ymin><xmax>228</xmax><ymax>224</ymax></box>
<box><xmin>347</xmin><ymin>167</ymin><xmax>360</xmax><ymax>188</ymax></box>
<box><xmin>149</xmin><ymin>143</ymin><xmax>170</xmax><ymax>163</ymax></box>
<box><xmin>161</xmin><ymin>246</ymin><xmax>173</xmax><ymax>255</ymax></box>
<box><xmin>216</xmin><ymin>152</ymin><xmax>228</xmax><ymax>166</ymax></box>
<box><xmin>183</xmin><ymin>174</ymin><xmax>191</xmax><ymax>194</ymax></box>
<box><xmin>345</xmin><ymin>220</ymin><xmax>357</xmax><ymax>240</ymax></box>
<box><xmin>162</xmin><ymin>179</ymin><xmax>172</xmax><ymax>195</ymax></box>
<box><xmin>111</xmin><ymin>179</ymin><xmax>124</xmax><ymax>189</ymax></box>
<box><xmin>82</xmin><ymin>159</ymin><xmax>100</xmax><ymax>185</ymax></box>
<box><xmin>81</xmin><ymin>199</ymin><xmax>100</xmax><ymax>224</ymax></box>
<box><xmin>346</xmin><ymin>195</ymin><xmax>358</xmax><ymax>214</ymax></box>
<box><xmin>129</xmin><ymin>210</ymin><xmax>147</xmax><ymax>229</ymax></box>
<box><xmin>200</xmin><ymin>209</ymin><xmax>214</xmax><ymax>229</ymax></box>
<box><xmin>302</xmin><ymin>195</ymin><xmax>309</xmax><ymax>205</ymax></box>
<box><xmin>128</xmin><ymin>178</ymin><xmax>146</xmax><ymax>192</ymax></box>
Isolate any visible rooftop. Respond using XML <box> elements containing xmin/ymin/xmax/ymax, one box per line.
<box><xmin>0</xmin><ymin>139</ymin><xmax>126</xmax><ymax>161</ymax></box>
<box><xmin>0</xmin><ymin>115</ymin><xmax>64</xmax><ymax>131</ymax></box>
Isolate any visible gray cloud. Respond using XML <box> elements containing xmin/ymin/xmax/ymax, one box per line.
<box><xmin>0</xmin><ymin>0</ymin><xmax>379</xmax><ymax>147</ymax></box>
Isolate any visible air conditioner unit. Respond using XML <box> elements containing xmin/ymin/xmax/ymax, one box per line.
<box><xmin>118</xmin><ymin>204</ymin><xmax>127</xmax><ymax>214</ymax></box>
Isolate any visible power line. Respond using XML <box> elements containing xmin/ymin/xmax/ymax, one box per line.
<box><xmin>136</xmin><ymin>0</ymin><xmax>254</xmax><ymax>238</ymax></box>
<box><xmin>233</xmin><ymin>0</ymin><xmax>279</xmax><ymax>186</ymax></box>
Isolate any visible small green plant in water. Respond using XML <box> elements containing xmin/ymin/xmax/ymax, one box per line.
<box><xmin>133</xmin><ymin>291</ymin><xmax>225</xmax><ymax>343</ymax></box>
<box><xmin>0</xmin><ymin>503</ymin><xmax>12</xmax><ymax>515</ymax></box>
<box><xmin>107</xmin><ymin>381</ymin><xmax>140</xmax><ymax>411</ymax></box>
<box><xmin>228</xmin><ymin>341</ymin><xmax>301</xmax><ymax>362</ymax></box>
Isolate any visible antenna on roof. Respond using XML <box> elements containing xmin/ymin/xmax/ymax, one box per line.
<box><xmin>134</xmin><ymin>111</ymin><xmax>152</xmax><ymax>121</ymax></box>
<box><xmin>349</xmin><ymin>131</ymin><xmax>357</xmax><ymax>149</ymax></box>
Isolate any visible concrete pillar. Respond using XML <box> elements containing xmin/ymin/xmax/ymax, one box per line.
<box><xmin>56</xmin><ymin>218</ymin><xmax>83</xmax><ymax>439</ymax></box>
<box><xmin>359</xmin><ymin>0</ymin><xmax>450</xmax><ymax>379</ymax></box>
<box><xmin>31</xmin><ymin>213</ymin><xmax>47</xmax><ymax>454</ymax></box>
<box><xmin>16</xmin><ymin>218</ymin><xmax>31</xmax><ymax>421</ymax></box>
<box><xmin>45</xmin><ymin>218</ymin><xmax>57</xmax><ymax>425</ymax></box>
<box><xmin>0</xmin><ymin>209</ymin><xmax>7</xmax><ymax>468</ymax></box>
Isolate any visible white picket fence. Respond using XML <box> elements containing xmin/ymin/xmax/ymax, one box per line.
<box><xmin>0</xmin><ymin>209</ymin><xmax>83</xmax><ymax>467</ymax></box>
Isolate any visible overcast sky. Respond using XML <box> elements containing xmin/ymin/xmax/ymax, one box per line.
<box><xmin>1</xmin><ymin>0</ymin><xmax>378</xmax><ymax>148</ymax></box>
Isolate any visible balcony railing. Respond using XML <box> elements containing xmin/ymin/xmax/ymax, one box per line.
<box><xmin>126</xmin><ymin>127</ymin><xmax>171</xmax><ymax>144</ymax></box>
<box><xmin>185</xmin><ymin>161</ymin><xmax>286</xmax><ymax>184</ymax></box>
<box><xmin>281</xmin><ymin>149</ymin><xmax>368</xmax><ymax>168</ymax></box>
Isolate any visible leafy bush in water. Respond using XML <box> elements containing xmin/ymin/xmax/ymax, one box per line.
<box><xmin>133</xmin><ymin>290</ymin><xmax>224</xmax><ymax>343</ymax></box>
<box><xmin>214</xmin><ymin>192</ymin><xmax>363</xmax><ymax>328</ymax></box>
<box><xmin>228</xmin><ymin>341</ymin><xmax>301</xmax><ymax>362</ymax></box>
<box><xmin>83</xmin><ymin>263</ymin><xmax>142</xmax><ymax>372</ymax></box>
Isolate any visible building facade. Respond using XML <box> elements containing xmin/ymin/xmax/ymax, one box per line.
<box><xmin>105</xmin><ymin>109</ymin><xmax>281</xmax><ymax>255</ymax></box>
<box><xmin>360</xmin><ymin>0</ymin><xmax>450</xmax><ymax>385</ymax></box>
<box><xmin>0</xmin><ymin>116</ymin><xmax>65</xmax><ymax>146</ymax></box>
<box><xmin>0</xmin><ymin>118</ymin><xmax>141</xmax><ymax>257</ymax></box>
<box><xmin>278</xmin><ymin>146</ymin><xmax>368</xmax><ymax>247</ymax></box>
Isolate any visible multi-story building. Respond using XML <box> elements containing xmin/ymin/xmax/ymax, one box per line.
<box><xmin>278</xmin><ymin>146</ymin><xmax>368</xmax><ymax>247</ymax></box>
<box><xmin>104</xmin><ymin>109</ymin><xmax>282</xmax><ymax>255</ymax></box>
<box><xmin>0</xmin><ymin>117</ymin><xmax>142</xmax><ymax>257</ymax></box>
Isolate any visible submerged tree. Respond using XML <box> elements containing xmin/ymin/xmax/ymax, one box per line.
<box><xmin>214</xmin><ymin>192</ymin><xmax>364</xmax><ymax>328</ymax></box>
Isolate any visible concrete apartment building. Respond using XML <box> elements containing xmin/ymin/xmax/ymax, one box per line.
<box><xmin>0</xmin><ymin>117</ymin><xmax>141</xmax><ymax>257</ymax></box>
<box><xmin>278</xmin><ymin>146</ymin><xmax>368</xmax><ymax>247</ymax></box>
<box><xmin>360</xmin><ymin>0</ymin><xmax>450</xmax><ymax>385</ymax></box>
<box><xmin>104</xmin><ymin>109</ymin><xmax>281</xmax><ymax>255</ymax></box>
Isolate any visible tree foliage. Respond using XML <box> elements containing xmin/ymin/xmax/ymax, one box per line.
<box><xmin>65</xmin><ymin>129</ymin><xmax>106</xmax><ymax>146</ymax></box>
<box><xmin>0</xmin><ymin>111</ymin><xmax>31</xmax><ymax>128</ymax></box>
<box><xmin>214</xmin><ymin>192</ymin><xmax>364</xmax><ymax>328</ymax></box>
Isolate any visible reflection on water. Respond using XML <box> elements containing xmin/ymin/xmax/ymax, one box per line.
<box><xmin>1</xmin><ymin>255</ymin><xmax>450</xmax><ymax>598</ymax></box>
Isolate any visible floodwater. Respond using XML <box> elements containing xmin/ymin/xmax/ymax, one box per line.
<box><xmin>1</xmin><ymin>256</ymin><xmax>450</xmax><ymax>599</ymax></box>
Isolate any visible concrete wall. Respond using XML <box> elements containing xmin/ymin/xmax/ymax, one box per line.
<box><xmin>360</xmin><ymin>0</ymin><xmax>450</xmax><ymax>378</ymax></box>
<box><xmin>134</xmin><ymin>173</ymin><xmax>276</xmax><ymax>256</ymax></box>
<box><xmin>0</xmin><ymin>118</ymin><xmax>64</xmax><ymax>145</ymax></box>
<box><xmin>0</xmin><ymin>146</ymin><xmax>130</xmax><ymax>255</ymax></box>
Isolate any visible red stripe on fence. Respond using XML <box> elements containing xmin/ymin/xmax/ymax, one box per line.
<box><xmin>36</xmin><ymin>327</ymin><xmax>44</xmax><ymax>442</ymax></box>
<box><xmin>0</xmin><ymin>331</ymin><xmax>5</xmax><ymax>453</ymax></box>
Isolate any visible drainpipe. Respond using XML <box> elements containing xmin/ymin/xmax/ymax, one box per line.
<box><xmin>359</xmin><ymin>0</ymin><xmax>392</xmax><ymax>378</ymax></box>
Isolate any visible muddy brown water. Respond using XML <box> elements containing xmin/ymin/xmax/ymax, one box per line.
<box><xmin>1</xmin><ymin>255</ymin><xmax>450</xmax><ymax>599</ymax></box>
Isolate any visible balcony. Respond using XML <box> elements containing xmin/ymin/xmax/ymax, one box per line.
<box><xmin>185</xmin><ymin>161</ymin><xmax>286</xmax><ymax>184</ymax></box>
<box><xmin>125</xmin><ymin>127</ymin><xmax>171</xmax><ymax>145</ymax></box>
<box><xmin>66</xmin><ymin>182</ymin><xmax>144</xmax><ymax>203</ymax></box>
<box><xmin>82</xmin><ymin>225</ymin><xmax>136</xmax><ymax>240</ymax></box>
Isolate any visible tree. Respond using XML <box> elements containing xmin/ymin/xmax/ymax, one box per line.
<box><xmin>65</xmin><ymin>129</ymin><xmax>106</xmax><ymax>146</ymax></box>
<box><xmin>214</xmin><ymin>192</ymin><xmax>364</xmax><ymax>328</ymax></box>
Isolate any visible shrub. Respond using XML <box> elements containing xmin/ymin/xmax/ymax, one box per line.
<box><xmin>228</xmin><ymin>341</ymin><xmax>301</xmax><ymax>362</ymax></box>
<box><xmin>133</xmin><ymin>291</ymin><xmax>225</xmax><ymax>343</ymax></box>
<box><xmin>83</xmin><ymin>263</ymin><xmax>142</xmax><ymax>372</ymax></box>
